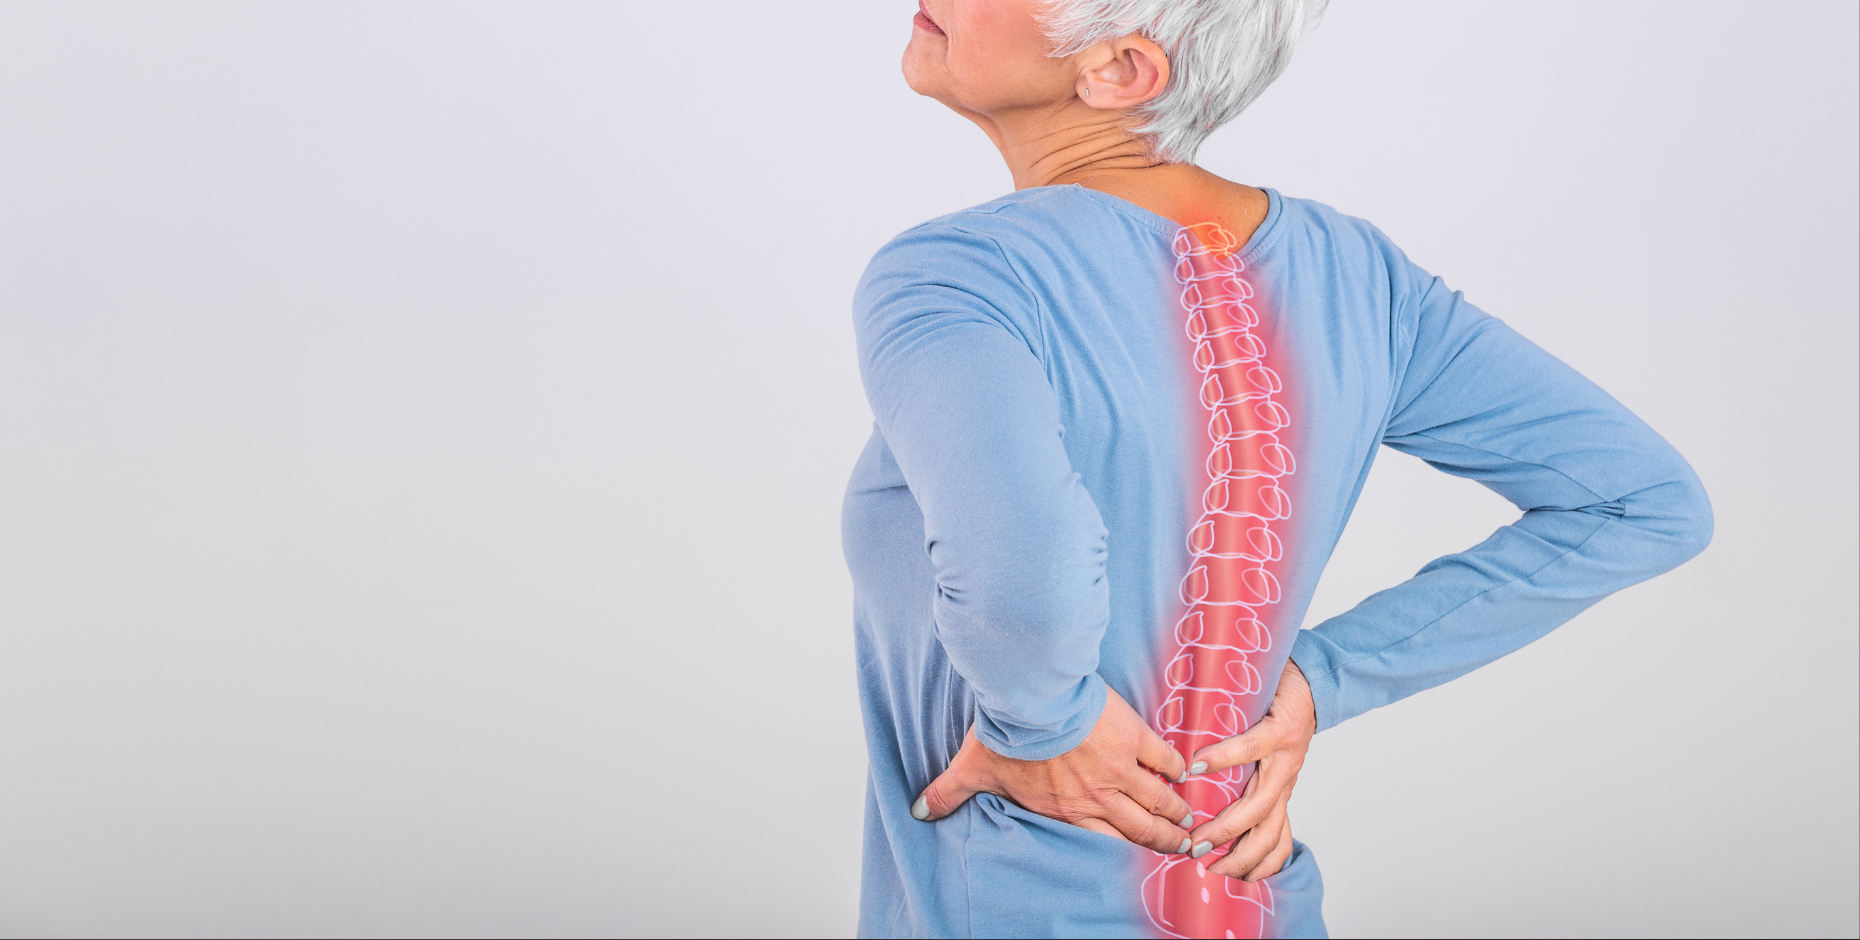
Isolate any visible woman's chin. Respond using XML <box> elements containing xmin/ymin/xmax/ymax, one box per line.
<box><xmin>899</xmin><ymin>48</ymin><xmax>944</xmax><ymax>98</ymax></box>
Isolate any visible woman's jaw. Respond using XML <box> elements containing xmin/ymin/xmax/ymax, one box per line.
<box><xmin>901</xmin><ymin>0</ymin><xmax>1073</xmax><ymax>123</ymax></box>
<box><xmin>900</xmin><ymin>0</ymin><xmax>1176</xmax><ymax>191</ymax></box>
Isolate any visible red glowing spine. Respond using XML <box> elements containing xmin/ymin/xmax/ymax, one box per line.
<box><xmin>1142</xmin><ymin>223</ymin><xmax>1296</xmax><ymax>940</ymax></box>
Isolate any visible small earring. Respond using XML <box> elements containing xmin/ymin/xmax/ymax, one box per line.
<box><xmin>1083</xmin><ymin>88</ymin><xmax>1091</xmax><ymax>97</ymax></box>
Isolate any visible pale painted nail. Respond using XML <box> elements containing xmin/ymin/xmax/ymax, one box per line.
<box><xmin>1191</xmin><ymin>841</ymin><xmax>1214</xmax><ymax>859</ymax></box>
<box><xmin>1178</xmin><ymin>838</ymin><xmax>1192</xmax><ymax>854</ymax></box>
<box><xmin>1190</xmin><ymin>761</ymin><xmax>1209</xmax><ymax>775</ymax></box>
<box><xmin>1180</xmin><ymin>812</ymin><xmax>1194</xmax><ymax>828</ymax></box>
<box><xmin>1174</xmin><ymin>771</ymin><xmax>1188</xmax><ymax>784</ymax></box>
<box><xmin>911</xmin><ymin>796</ymin><xmax>930</xmax><ymax>821</ymax></box>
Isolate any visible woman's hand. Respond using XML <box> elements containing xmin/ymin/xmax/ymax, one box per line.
<box><xmin>1187</xmin><ymin>659</ymin><xmax>1317</xmax><ymax>882</ymax></box>
<box><xmin>912</xmin><ymin>687</ymin><xmax>1197</xmax><ymax>854</ymax></box>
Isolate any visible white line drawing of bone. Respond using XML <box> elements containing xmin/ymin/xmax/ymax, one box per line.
<box><xmin>1144</xmin><ymin>224</ymin><xmax>1297</xmax><ymax>940</ymax></box>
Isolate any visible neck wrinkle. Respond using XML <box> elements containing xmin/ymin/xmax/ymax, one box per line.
<box><xmin>997</xmin><ymin>110</ymin><xmax>1160</xmax><ymax>190</ymax></box>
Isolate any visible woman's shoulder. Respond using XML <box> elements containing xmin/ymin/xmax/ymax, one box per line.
<box><xmin>853</xmin><ymin>198</ymin><xmax>1039</xmax><ymax>306</ymax></box>
<box><xmin>852</xmin><ymin>187</ymin><xmax>1175</xmax><ymax>350</ymax></box>
<box><xmin>859</xmin><ymin>187</ymin><xmax>1172</xmax><ymax>295</ymax></box>
<box><xmin>1262</xmin><ymin>192</ymin><xmax>1436</xmax><ymax>293</ymax></box>
<box><xmin>851</xmin><ymin>186</ymin><xmax>1145</xmax><ymax>294</ymax></box>
<box><xmin>869</xmin><ymin>187</ymin><xmax>1171</xmax><ymax>261</ymax></box>
<box><xmin>1267</xmin><ymin>192</ymin><xmax>1397</xmax><ymax>252</ymax></box>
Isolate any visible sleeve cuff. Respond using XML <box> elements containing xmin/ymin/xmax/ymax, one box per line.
<box><xmin>1290</xmin><ymin>630</ymin><xmax>1347</xmax><ymax>733</ymax></box>
<box><xmin>971</xmin><ymin>673</ymin><xmax>1108</xmax><ymax>761</ymax></box>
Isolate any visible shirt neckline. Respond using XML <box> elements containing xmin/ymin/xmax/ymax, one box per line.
<box><xmin>1020</xmin><ymin>183</ymin><xmax>1286</xmax><ymax>262</ymax></box>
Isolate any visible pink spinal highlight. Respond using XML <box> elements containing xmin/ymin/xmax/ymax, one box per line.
<box><xmin>1142</xmin><ymin>224</ymin><xmax>1296</xmax><ymax>940</ymax></box>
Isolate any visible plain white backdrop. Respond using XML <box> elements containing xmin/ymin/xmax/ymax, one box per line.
<box><xmin>0</xmin><ymin>2</ymin><xmax>1854</xmax><ymax>937</ymax></box>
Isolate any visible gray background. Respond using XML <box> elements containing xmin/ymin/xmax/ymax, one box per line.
<box><xmin>0</xmin><ymin>1</ymin><xmax>1854</xmax><ymax>937</ymax></box>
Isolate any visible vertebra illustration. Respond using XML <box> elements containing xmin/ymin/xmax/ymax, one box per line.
<box><xmin>1143</xmin><ymin>223</ymin><xmax>1296</xmax><ymax>940</ymax></box>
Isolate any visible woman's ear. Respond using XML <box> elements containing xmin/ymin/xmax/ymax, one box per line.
<box><xmin>1076</xmin><ymin>35</ymin><xmax>1170</xmax><ymax>109</ymax></box>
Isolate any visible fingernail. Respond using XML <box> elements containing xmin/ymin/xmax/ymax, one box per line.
<box><xmin>1178</xmin><ymin>837</ymin><xmax>1192</xmax><ymax>854</ymax></box>
<box><xmin>1174</xmin><ymin>771</ymin><xmax>1188</xmax><ymax>784</ymax></box>
<box><xmin>911</xmin><ymin>796</ymin><xmax>930</xmax><ymax>821</ymax></box>
<box><xmin>1180</xmin><ymin>812</ymin><xmax>1195</xmax><ymax>828</ymax></box>
<box><xmin>1191</xmin><ymin>841</ymin><xmax>1214</xmax><ymax>859</ymax></box>
<box><xmin>1190</xmin><ymin>761</ymin><xmax>1208</xmax><ymax>775</ymax></box>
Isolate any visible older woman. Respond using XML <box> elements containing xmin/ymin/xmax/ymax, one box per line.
<box><xmin>841</xmin><ymin>2</ymin><xmax>1712</xmax><ymax>938</ymax></box>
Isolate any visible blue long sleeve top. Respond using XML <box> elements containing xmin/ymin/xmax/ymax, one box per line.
<box><xmin>841</xmin><ymin>186</ymin><xmax>1711</xmax><ymax>939</ymax></box>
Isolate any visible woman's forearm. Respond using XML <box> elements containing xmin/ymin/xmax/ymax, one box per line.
<box><xmin>1290</xmin><ymin>275</ymin><xmax>1713</xmax><ymax>731</ymax></box>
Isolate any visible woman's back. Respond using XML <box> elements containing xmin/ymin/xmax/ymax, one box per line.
<box><xmin>844</xmin><ymin>183</ymin><xmax>1707</xmax><ymax>938</ymax></box>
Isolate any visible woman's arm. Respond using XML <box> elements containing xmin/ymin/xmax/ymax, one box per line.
<box><xmin>856</xmin><ymin>223</ymin><xmax>1195</xmax><ymax>851</ymax></box>
<box><xmin>856</xmin><ymin>223</ymin><xmax>1113</xmax><ymax>760</ymax></box>
<box><xmin>1289</xmin><ymin>258</ymin><xmax>1715</xmax><ymax>731</ymax></box>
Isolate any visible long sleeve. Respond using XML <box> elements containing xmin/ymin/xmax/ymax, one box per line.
<box><xmin>853</xmin><ymin>224</ymin><xmax>1110</xmax><ymax>760</ymax></box>
<box><xmin>1289</xmin><ymin>257</ymin><xmax>1715</xmax><ymax>732</ymax></box>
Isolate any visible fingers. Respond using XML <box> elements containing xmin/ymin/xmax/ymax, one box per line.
<box><xmin>913</xmin><ymin>772</ymin><xmax>979</xmax><ymax>822</ymax></box>
<box><xmin>1191</xmin><ymin>659</ymin><xmax>1317</xmax><ymax>777</ymax></box>
<box><xmin>1124</xmin><ymin>765</ymin><xmax>1194</xmax><ymax>829</ymax></box>
<box><xmin>1101</xmin><ymin>792</ymin><xmax>1194</xmax><ymax>854</ymax></box>
<box><xmin>914</xmin><ymin>691</ymin><xmax>1197</xmax><ymax>855</ymax></box>
<box><xmin>1074</xmin><ymin>817</ymin><xmax>1125</xmax><ymax>841</ymax></box>
<box><xmin>1189</xmin><ymin>756</ymin><xmax>1295</xmax><ymax>848</ymax></box>
<box><xmin>912</xmin><ymin>732</ymin><xmax>989</xmax><ymax>822</ymax></box>
<box><xmin>1208</xmin><ymin>794</ymin><xmax>1289</xmax><ymax>881</ymax></box>
<box><xmin>1248</xmin><ymin>822</ymin><xmax>1296</xmax><ymax>883</ymax></box>
<box><xmin>1189</xmin><ymin>717</ymin><xmax>1278</xmax><ymax>777</ymax></box>
<box><xmin>1134</xmin><ymin>722</ymin><xmax>1189</xmax><ymax>784</ymax></box>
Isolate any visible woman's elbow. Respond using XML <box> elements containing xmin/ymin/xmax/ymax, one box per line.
<box><xmin>1680</xmin><ymin>479</ymin><xmax>1714</xmax><ymax>560</ymax></box>
<box><xmin>1633</xmin><ymin>469</ymin><xmax>1714</xmax><ymax>570</ymax></box>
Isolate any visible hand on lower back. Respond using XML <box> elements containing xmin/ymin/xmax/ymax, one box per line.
<box><xmin>1186</xmin><ymin>658</ymin><xmax>1317</xmax><ymax>881</ymax></box>
<box><xmin>912</xmin><ymin>686</ymin><xmax>1197</xmax><ymax>854</ymax></box>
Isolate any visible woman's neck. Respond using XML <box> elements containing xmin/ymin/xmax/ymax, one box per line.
<box><xmin>981</xmin><ymin>102</ymin><xmax>1159</xmax><ymax>191</ymax></box>
<box><xmin>979</xmin><ymin>103</ymin><xmax>1270</xmax><ymax>244</ymax></box>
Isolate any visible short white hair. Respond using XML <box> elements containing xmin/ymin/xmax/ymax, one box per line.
<box><xmin>1040</xmin><ymin>0</ymin><xmax>1327</xmax><ymax>163</ymax></box>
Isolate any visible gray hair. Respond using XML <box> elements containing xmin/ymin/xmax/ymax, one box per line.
<box><xmin>1040</xmin><ymin>0</ymin><xmax>1327</xmax><ymax>163</ymax></box>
